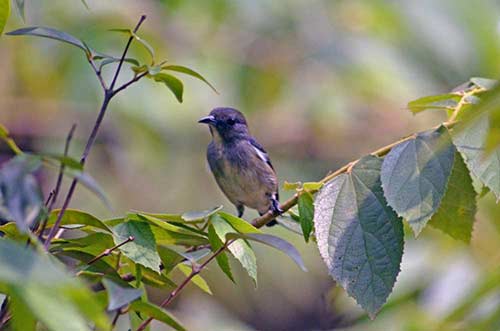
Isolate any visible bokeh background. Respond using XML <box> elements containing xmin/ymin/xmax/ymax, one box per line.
<box><xmin>2</xmin><ymin>0</ymin><xmax>500</xmax><ymax>330</ymax></box>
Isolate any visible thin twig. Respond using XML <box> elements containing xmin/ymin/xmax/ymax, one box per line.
<box><xmin>86</xmin><ymin>236</ymin><xmax>134</xmax><ymax>265</ymax></box>
<box><xmin>88</xmin><ymin>58</ymin><xmax>108</xmax><ymax>91</ymax></box>
<box><xmin>37</xmin><ymin>124</ymin><xmax>77</xmax><ymax>240</ymax></box>
<box><xmin>43</xmin><ymin>15</ymin><xmax>148</xmax><ymax>250</ymax></box>
<box><xmin>109</xmin><ymin>15</ymin><xmax>147</xmax><ymax>91</ymax></box>
<box><xmin>112</xmin><ymin>71</ymin><xmax>148</xmax><ymax>96</ymax></box>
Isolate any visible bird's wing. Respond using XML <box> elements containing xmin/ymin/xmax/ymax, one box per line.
<box><xmin>249</xmin><ymin>137</ymin><xmax>275</xmax><ymax>171</ymax></box>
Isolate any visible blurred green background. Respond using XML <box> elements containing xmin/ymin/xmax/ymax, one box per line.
<box><xmin>2</xmin><ymin>0</ymin><xmax>500</xmax><ymax>330</ymax></box>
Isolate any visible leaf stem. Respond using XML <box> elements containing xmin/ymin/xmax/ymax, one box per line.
<box><xmin>86</xmin><ymin>236</ymin><xmax>134</xmax><ymax>265</ymax></box>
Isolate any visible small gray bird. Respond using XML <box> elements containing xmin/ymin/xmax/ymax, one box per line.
<box><xmin>199</xmin><ymin>107</ymin><xmax>281</xmax><ymax>226</ymax></box>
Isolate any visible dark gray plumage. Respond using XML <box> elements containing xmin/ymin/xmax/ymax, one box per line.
<box><xmin>199</xmin><ymin>107</ymin><xmax>280</xmax><ymax>226</ymax></box>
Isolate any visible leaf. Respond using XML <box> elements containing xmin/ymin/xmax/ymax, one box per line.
<box><xmin>0</xmin><ymin>123</ymin><xmax>22</xmax><ymax>154</ymax></box>
<box><xmin>0</xmin><ymin>0</ymin><xmax>9</xmax><ymax>35</ymax></box>
<box><xmin>211</xmin><ymin>214</ymin><xmax>257</xmax><ymax>284</ymax></box>
<box><xmin>113</xmin><ymin>221</ymin><xmax>162</xmax><ymax>273</ymax></box>
<box><xmin>453</xmin><ymin>115</ymin><xmax>500</xmax><ymax>200</ymax></box>
<box><xmin>283</xmin><ymin>181</ymin><xmax>301</xmax><ymax>191</ymax></box>
<box><xmin>152</xmin><ymin>73</ymin><xmax>184</xmax><ymax>103</ymax></box>
<box><xmin>298</xmin><ymin>192</ymin><xmax>314</xmax><ymax>242</ymax></box>
<box><xmin>102</xmin><ymin>278</ymin><xmax>143</xmax><ymax>311</ymax></box>
<box><xmin>381</xmin><ymin>126</ymin><xmax>455</xmax><ymax>235</ymax></box>
<box><xmin>6</xmin><ymin>26</ymin><xmax>86</xmax><ymax>51</ymax></box>
<box><xmin>161</xmin><ymin>65</ymin><xmax>218</xmax><ymax>93</ymax></box>
<box><xmin>0</xmin><ymin>238</ymin><xmax>109</xmax><ymax>330</ymax></box>
<box><xmin>429</xmin><ymin>152</ymin><xmax>477</xmax><ymax>242</ymax></box>
<box><xmin>181</xmin><ymin>205</ymin><xmax>222</xmax><ymax>221</ymax></box>
<box><xmin>314</xmin><ymin>155</ymin><xmax>404</xmax><ymax>318</ymax></box>
<box><xmin>177</xmin><ymin>263</ymin><xmax>212</xmax><ymax>295</ymax></box>
<box><xmin>226</xmin><ymin>233</ymin><xmax>307</xmax><ymax>272</ymax></box>
<box><xmin>303</xmin><ymin>182</ymin><xmax>323</xmax><ymax>191</ymax></box>
<box><xmin>207</xmin><ymin>224</ymin><xmax>234</xmax><ymax>282</ymax></box>
<box><xmin>130</xmin><ymin>300</ymin><xmax>186</xmax><ymax>331</ymax></box>
<box><xmin>0</xmin><ymin>155</ymin><xmax>44</xmax><ymax>232</ymax></box>
<box><xmin>63</xmin><ymin>167</ymin><xmax>111</xmax><ymax>208</ymax></box>
<box><xmin>10</xmin><ymin>292</ymin><xmax>36</xmax><ymax>331</ymax></box>
<box><xmin>109</xmin><ymin>28</ymin><xmax>155</xmax><ymax>60</ymax></box>
<box><xmin>407</xmin><ymin>93</ymin><xmax>461</xmax><ymax>114</ymax></box>
<box><xmin>471</xmin><ymin>77</ymin><xmax>497</xmax><ymax>90</ymax></box>
<box><xmin>137</xmin><ymin>213</ymin><xmax>207</xmax><ymax>237</ymax></box>
<box><xmin>157</xmin><ymin>246</ymin><xmax>184</xmax><ymax>272</ymax></box>
<box><xmin>46</xmin><ymin>209</ymin><xmax>112</xmax><ymax>233</ymax></box>
<box><xmin>42</xmin><ymin>154</ymin><xmax>83</xmax><ymax>170</ymax></box>
<box><xmin>218</xmin><ymin>211</ymin><xmax>261</xmax><ymax>233</ymax></box>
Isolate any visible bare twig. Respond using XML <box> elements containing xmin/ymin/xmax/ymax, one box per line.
<box><xmin>43</xmin><ymin>15</ymin><xmax>148</xmax><ymax>250</ymax></box>
<box><xmin>37</xmin><ymin>124</ymin><xmax>77</xmax><ymax>240</ymax></box>
<box><xmin>86</xmin><ymin>236</ymin><xmax>134</xmax><ymax>265</ymax></box>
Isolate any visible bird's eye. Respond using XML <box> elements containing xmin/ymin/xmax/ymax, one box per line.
<box><xmin>227</xmin><ymin>118</ymin><xmax>236</xmax><ymax>125</ymax></box>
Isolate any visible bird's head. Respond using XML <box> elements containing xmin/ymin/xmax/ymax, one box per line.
<box><xmin>199</xmin><ymin>107</ymin><xmax>249</xmax><ymax>143</ymax></box>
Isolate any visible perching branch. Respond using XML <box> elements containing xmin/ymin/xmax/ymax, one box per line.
<box><xmin>43</xmin><ymin>15</ymin><xmax>148</xmax><ymax>250</ymax></box>
<box><xmin>136</xmin><ymin>89</ymin><xmax>475</xmax><ymax>330</ymax></box>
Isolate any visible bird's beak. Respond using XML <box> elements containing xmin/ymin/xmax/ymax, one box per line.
<box><xmin>198</xmin><ymin>115</ymin><xmax>216</xmax><ymax>125</ymax></box>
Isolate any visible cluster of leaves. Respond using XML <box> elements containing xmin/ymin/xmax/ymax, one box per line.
<box><xmin>307</xmin><ymin>77</ymin><xmax>500</xmax><ymax>318</ymax></box>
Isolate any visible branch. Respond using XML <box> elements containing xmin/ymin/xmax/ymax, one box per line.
<box><xmin>112</xmin><ymin>71</ymin><xmax>148</xmax><ymax>96</ymax></box>
<box><xmin>86</xmin><ymin>236</ymin><xmax>134</xmax><ymax>265</ymax></box>
<box><xmin>43</xmin><ymin>15</ymin><xmax>148</xmax><ymax>250</ymax></box>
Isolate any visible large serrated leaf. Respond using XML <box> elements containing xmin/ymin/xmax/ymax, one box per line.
<box><xmin>429</xmin><ymin>152</ymin><xmax>477</xmax><ymax>242</ymax></box>
<box><xmin>314</xmin><ymin>155</ymin><xmax>404</xmax><ymax>318</ymax></box>
<box><xmin>452</xmin><ymin>114</ymin><xmax>500</xmax><ymax>201</ymax></box>
<box><xmin>113</xmin><ymin>221</ymin><xmax>161</xmax><ymax>273</ymax></box>
<box><xmin>381</xmin><ymin>126</ymin><xmax>455</xmax><ymax>235</ymax></box>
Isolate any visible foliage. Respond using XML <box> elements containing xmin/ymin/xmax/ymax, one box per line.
<box><xmin>0</xmin><ymin>4</ymin><xmax>500</xmax><ymax>331</ymax></box>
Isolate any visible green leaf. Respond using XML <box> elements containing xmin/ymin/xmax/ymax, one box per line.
<box><xmin>407</xmin><ymin>93</ymin><xmax>461</xmax><ymax>114</ymax></box>
<box><xmin>381</xmin><ymin>126</ymin><xmax>455</xmax><ymax>235</ymax></box>
<box><xmin>161</xmin><ymin>65</ymin><xmax>218</xmax><ymax>93</ymax></box>
<box><xmin>218</xmin><ymin>211</ymin><xmax>261</xmax><ymax>234</ymax></box>
<box><xmin>211</xmin><ymin>214</ymin><xmax>257</xmax><ymax>284</ymax></box>
<box><xmin>429</xmin><ymin>152</ymin><xmax>477</xmax><ymax>242</ymax></box>
<box><xmin>453</xmin><ymin>115</ymin><xmax>500</xmax><ymax>201</ymax></box>
<box><xmin>130</xmin><ymin>300</ymin><xmax>186</xmax><ymax>331</ymax></box>
<box><xmin>0</xmin><ymin>155</ymin><xmax>44</xmax><ymax>232</ymax></box>
<box><xmin>6</xmin><ymin>26</ymin><xmax>86</xmax><ymax>51</ymax></box>
<box><xmin>0</xmin><ymin>239</ymin><xmax>109</xmax><ymax>330</ymax></box>
<box><xmin>113</xmin><ymin>221</ymin><xmax>162</xmax><ymax>273</ymax></box>
<box><xmin>42</xmin><ymin>154</ymin><xmax>83</xmax><ymax>170</ymax></box>
<box><xmin>46</xmin><ymin>209</ymin><xmax>112</xmax><ymax>233</ymax></box>
<box><xmin>0</xmin><ymin>123</ymin><xmax>22</xmax><ymax>154</ymax></box>
<box><xmin>152</xmin><ymin>73</ymin><xmax>184</xmax><ymax>103</ymax></box>
<box><xmin>10</xmin><ymin>292</ymin><xmax>36</xmax><ymax>331</ymax></box>
<box><xmin>226</xmin><ymin>233</ymin><xmax>307</xmax><ymax>272</ymax></box>
<box><xmin>137</xmin><ymin>213</ymin><xmax>207</xmax><ymax>237</ymax></box>
<box><xmin>138</xmin><ymin>211</ymin><xmax>184</xmax><ymax>223</ymax></box>
<box><xmin>157</xmin><ymin>246</ymin><xmax>184</xmax><ymax>273</ymax></box>
<box><xmin>181</xmin><ymin>205</ymin><xmax>222</xmax><ymax>222</ymax></box>
<box><xmin>208</xmin><ymin>224</ymin><xmax>234</xmax><ymax>282</ymax></box>
<box><xmin>298</xmin><ymin>192</ymin><xmax>314</xmax><ymax>242</ymax></box>
<box><xmin>177</xmin><ymin>263</ymin><xmax>212</xmax><ymax>295</ymax></box>
<box><xmin>151</xmin><ymin>226</ymin><xmax>208</xmax><ymax>246</ymax></box>
<box><xmin>303</xmin><ymin>181</ymin><xmax>323</xmax><ymax>191</ymax></box>
<box><xmin>283</xmin><ymin>181</ymin><xmax>301</xmax><ymax>191</ymax></box>
<box><xmin>102</xmin><ymin>278</ymin><xmax>143</xmax><ymax>311</ymax></box>
<box><xmin>314</xmin><ymin>155</ymin><xmax>404</xmax><ymax>318</ymax></box>
<box><xmin>0</xmin><ymin>0</ymin><xmax>9</xmax><ymax>35</ymax></box>
<box><xmin>109</xmin><ymin>28</ymin><xmax>155</xmax><ymax>60</ymax></box>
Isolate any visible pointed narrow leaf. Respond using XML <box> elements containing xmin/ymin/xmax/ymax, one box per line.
<box><xmin>162</xmin><ymin>65</ymin><xmax>217</xmax><ymax>93</ymax></box>
<box><xmin>226</xmin><ymin>233</ymin><xmax>307</xmax><ymax>272</ymax></box>
<box><xmin>113</xmin><ymin>221</ymin><xmax>161</xmax><ymax>273</ymax></box>
<box><xmin>63</xmin><ymin>167</ymin><xmax>111</xmax><ymax>208</ymax></box>
<box><xmin>453</xmin><ymin>115</ymin><xmax>500</xmax><ymax>200</ymax></box>
<box><xmin>152</xmin><ymin>73</ymin><xmax>184</xmax><ymax>103</ymax></box>
<box><xmin>218</xmin><ymin>211</ymin><xmax>261</xmax><ymax>233</ymax></box>
<box><xmin>470</xmin><ymin>77</ymin><xmax>497</xmax><ymax>90</ymax></box>
<box><xmin>47</xmin><ymin>209</ymin><xmax>112</xmax><ymax>232</ymax></box>
<box><xmin>407</xmin><ymin>93</ymin><xmax>461</xmax><ymax>114</ymax></box>
<box><xmin>0</xmin><ymin>0</ymin><xmax>10</xmax><ymax>35</ymax></box>
<box><xmin>381</xmin><ymin>126</ymin><xmax>455</xmax><ymax>235</ymax></box>
<box><xmin>130</xmin><ymin>300</ymin><xmax>186</xmax><ymax>331</ymax></box>
<box><xmin>177</xmin><ymin>263</ymin><xmax>212</xmax><ymax>295</ymax></box>
<box><xmin>6</xmin><ymin>27</ymin><xmax>86</xmax><ymax>51</ymax></box>
<box><xmin>314</xmin><ymin>155</ymin><xmax>404</xmax><ymax>318</ymax></box>
<box><xmin>211</xmin><ymin>215</ymin><xmax>257</xmax><ymax>284</ymax></box>
<box><xmin>208</xmin><ymin>224</ymin><xmax>234</xmax><ymax>282</ymax></box>
<box><xmin>102</xmin><ymin>279</ymin><xmax>143</xmax><ymax>311</ymax></box>
<box><xmin>298</xmin><ymin>192</ymin><xmax>314</xmax><ymax>242</ymax></box>
<box><xmin>429</xmin><ymin>152</ymin><xmax>477</xmax><ymax>242</ymax></box>
<box><xmin>181</xmin><ymin>205</ymin><xmax>222</xmax><ymax>221</ymax></box>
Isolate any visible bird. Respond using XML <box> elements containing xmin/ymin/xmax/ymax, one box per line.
<box><xmin>199</xmin><ymin>107</ymin><xmax>281</xmax><ymax>226</ymax></box>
